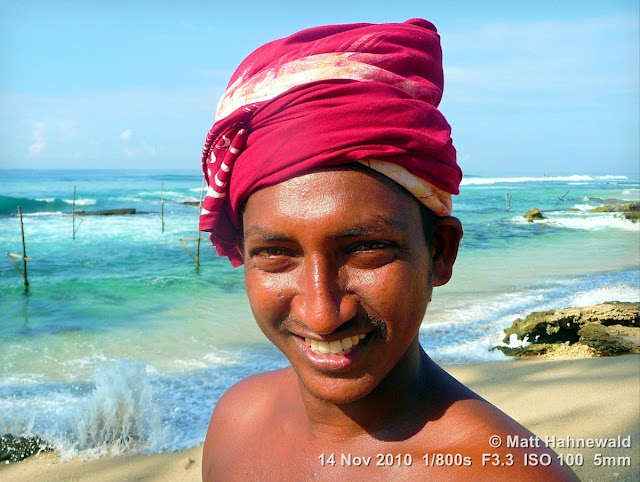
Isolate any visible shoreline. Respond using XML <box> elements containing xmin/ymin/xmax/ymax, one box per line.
<box><xmin>2</xmin><ymin>355</ymin><xmax>638</xmax><ymax>481</ymax></box>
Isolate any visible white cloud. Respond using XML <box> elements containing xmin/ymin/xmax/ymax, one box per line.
<box><xmin>28</xmin><ymin>122</ymin><xmax>46</xmax><ymax>156</ymax></box>
<box><xmin>119</xmin><ymin>129</ymin><xmax>132</xmax><ymax>140</ymax></box>
<box><xmin>180</xmin><ymin>21</ymin><xmax>194</xmax><ymax>30</ymax></box>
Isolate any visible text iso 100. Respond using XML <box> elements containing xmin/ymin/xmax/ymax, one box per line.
<box><xmin>423</xmin><ymin>453</ymin><xmax>473</xmax><ymax>467</ymax></box>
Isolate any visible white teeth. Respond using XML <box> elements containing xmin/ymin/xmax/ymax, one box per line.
<box><xmin>305</xmin><ymin>333</ymin><xmax>367</xmax><ymax>355</ymax></box>
<box><xmin>329</xmin><ymin>340</ymin><xmax>342</xmax><ymax>353</ymax></box>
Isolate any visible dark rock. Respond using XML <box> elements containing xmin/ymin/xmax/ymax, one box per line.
<box><xmin>179</xmin><ymin>201</ymin><xmax>200</xmax><ymax>206</ymax></box>
<box><xmin>524</xmin><ymin>208</ymin><xmax>547</xmax><ymax>222</ymax></box>
<box><xmin>622</xmin><ymin>202</ymin><xmax>640</xmax><ymax>211</ymax></box>
<box><xmin>494</xmin><ymin>342</ymin><xmax>595</xmax><ymax>358</ymax></box>
<box><xmin>585</xmin><ymin>199</ymin><xmax>640</xmax><ymax>223</ymax></box>
<box><xmin>499</xmin><ymin>302</ymin><xmax>640</xmax><ymax>358</ymax></box>
<box><xmin>91</xmin><ymin>208</ymin><xmax>136</xmax><ymax>216</ymax></box>
<box><xmin>578</xmin><ymin>323</ymin><xmax>640</xmax><ymax>355</ymax></box>
<box><xmin>0</xmin><ymin>434</ymin><xmax>50</xmax><ymax>462</ymax></box>
<box><xmin>620</xmin><ymin>202</ymin><xmax>640</xmax><ymax>223</ymax></box>
<box><xmin>71</xmin><ymin>208</ymin><xmax>137</xmax><ymax>216</ymax></box>
<box><xmin>591</xmin><ymin>205</ymin><xmax>614</xmax><ymax>213</ymax></box>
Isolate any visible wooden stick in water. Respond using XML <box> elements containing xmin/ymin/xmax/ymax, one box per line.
<box><xmin>72</xmin><ymin>186</ymin><xmax>76</xmax><ymax>239</ymax></box>
<box><xmin>7</xmin><ymin>206</ymin><xmax>31</xmax><ymax>288</ymax></box>
<box><xmin>161</xmin><ymin>183</ymin><xmax>165</xmax><ymax>234</ymax></box>
<box><xmin>19</xmin><ymin>206</ymin><xmax>28</xmax><ymax>287</ymax></box>
<box><xmin>72</xmin><ymin>186</ymin><xmax>83</xmax><ymax>239</ymax></box>
<box><xmin>195</xmin><ymin>177</ymin><xmax>205</xmax><ymax>269</ymax></box>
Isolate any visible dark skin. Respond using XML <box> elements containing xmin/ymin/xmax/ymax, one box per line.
<box><xmin>203</xmin><ymin>167</ymin><xmax>578</xmax><ymax>481</ymax></box>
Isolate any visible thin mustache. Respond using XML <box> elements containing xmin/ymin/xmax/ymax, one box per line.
<box><xmin>282</xmin><ymin>312</ymin><xmax>388</xmax><ymax>340</ymax></box>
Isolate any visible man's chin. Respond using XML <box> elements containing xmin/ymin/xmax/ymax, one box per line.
<box><xmin>295</xmin><ymin>369</ymin><xmax>379</xmax><ymax>406</ymax></box>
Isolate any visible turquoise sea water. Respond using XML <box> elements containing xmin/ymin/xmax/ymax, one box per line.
<box><xmin>0</xmin><ymin>169</ymin><xmax>638</xmax><ymax>458</ymax></box>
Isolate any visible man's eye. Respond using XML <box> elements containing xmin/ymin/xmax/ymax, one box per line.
<box><xmin>254</xmin><ymin>247</ymin><xmax>290</xmax><ymax>257</ymax></box>
<box><xmin>350</xmin><ymin>241</ymin><xmax>390</xmax><ymax>252</ymax></box>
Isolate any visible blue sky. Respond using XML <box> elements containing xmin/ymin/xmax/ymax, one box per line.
<box><xmin>1</xmin><ymin>0</ymin><xmax>638</xmax><ymax>175</ymax></box>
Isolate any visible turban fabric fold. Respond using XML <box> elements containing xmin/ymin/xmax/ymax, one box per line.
<box><xmin>200</xmin><ymin>18</ymin><xmax>462</xmax><ymax>266</ymax></box>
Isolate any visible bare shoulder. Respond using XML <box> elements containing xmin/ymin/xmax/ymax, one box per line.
<box><xmin>202</xmin><ymin>368</ymin><xmax>295</xmax><ymax>481</ymax></box>
<box><xmin>411</xmin><ymin>364</ymin><xmax>579</xmax><ymax>480</ymax></box>
<box><xmin>432</xmin><ymin>394</ymin><xmax>579</xmax><ymax>480</ymax></box>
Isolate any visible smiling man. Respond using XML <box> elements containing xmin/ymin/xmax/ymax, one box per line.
<box><xmin>199</xmin><ymin>19</ymin><xmax>576</xmax><ymax>480</ymax></box>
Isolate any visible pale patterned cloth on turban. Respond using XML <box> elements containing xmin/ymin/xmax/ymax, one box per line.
<box><xmin>200</xmin><ymin>18</ymin><xmax>462</xmax><ymax>266</ymax></box>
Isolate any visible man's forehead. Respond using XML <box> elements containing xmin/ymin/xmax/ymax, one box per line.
<box><xmin>241</xmin><ymin>166</ymin><xmax>422</xmax><ymax>237</ymax></box>
<box><xmin>245</xmin><ymin>164</ymin><xmax>417</xmax><ymax>210</ymax></box>
<box><xmin>243</xmin><ymin>212</ymin><xmax>411</xmax><ymax>241</ymax></box>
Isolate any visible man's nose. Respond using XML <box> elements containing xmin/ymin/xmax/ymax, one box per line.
<box><xmin>290</xmin><ymin>255</ymin><xmax>357</xmax><ymax>335</ymax></box>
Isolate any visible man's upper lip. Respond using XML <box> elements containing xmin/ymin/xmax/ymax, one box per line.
<box><xmin>294</xmin><ymin>330</ymin><xmax>371</xmax><ymax>342</ymax></box>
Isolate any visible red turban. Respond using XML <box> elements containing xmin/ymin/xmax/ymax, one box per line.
<box><xmin>200</xmin><ymin>18</ymin><xmax>461</xmax><ymax>266</ymax></box>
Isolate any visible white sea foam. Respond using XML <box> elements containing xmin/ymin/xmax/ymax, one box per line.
<box><xmin>571</xmin><ymin>285</ymin><xmax>640</xmax><ymax>307</ymax></box>
<box><xmin>550</xmin><ymin>214</ymin><xmax>639</xmax><ymax>231</ymax></box>
<box><xmin>0</xmin><ymin>360</ymin><xmax>173</xmax><ymax>460</ymax></box>
<box><xmin>35</xmin><ymin>197</ymin><xmax>56</xmax><ymax>203</ymax></box>
<box><xmin>511</xmin><ymin>213</ymin><xmax>639</xmax><ymax>231</ymax></box>
<box><xmin>421</xmin><ymin>270</ymin><xmax>639</xmax><ymax>365</ymax></box>
<box><xmin>572</xmin><ymin>203</ymin><xmax>596</xmax><ymax>211</ymax></box>
<box><xmin>115</xmin><ymin>196</ymin><xmax>144</xmax><ymax>203</ymax></box>
<box><xmin>170</xmin><ymin>351</ymin><xmax>235</xmax><ymax>370</ymax></box>
<box><xmin>598</xmin><ymin>175</ymin><xmax>631</xmax><ymax>180</ymax></box>
<box><xmin>461</xmin><ymin>174</ymin><xmax>628</xmax><ymax>186</ymax></box>
<box><xmin>69</xmin><ymin>361</ymin><xmax>169</xmax><ymax>458</ymax></box>
<box><xmin>62</xmin><ymin>198</ymin><xmax>96</xmax><ymax>206</ymax></box>
<box><xmin>174</xmin><ymin>196</ymin><xmax>200</xmax><ymax>204</ymax></box>
<box><xmin>22</xmin><ymin>211</ymin><xmax>63</xmax><ymax>217</ymax></box>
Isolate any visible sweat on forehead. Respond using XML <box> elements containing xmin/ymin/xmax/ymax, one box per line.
<box><xmin>198</xmin><ymin>19</ymin><xmax>462</xmax><ymax>267</ymax></box>
<box><xmin>240</xmin><ymin>165</ymin><xmax>437</xmax><ymax>247</ymax></box>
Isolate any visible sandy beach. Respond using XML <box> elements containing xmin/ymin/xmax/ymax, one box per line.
<box><xmin>2</xmin><ymin>355</ymin><xmax>638</xmax><ymax>481</ymax></box>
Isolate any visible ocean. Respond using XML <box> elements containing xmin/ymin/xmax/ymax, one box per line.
<box><xmin>1</xmin><ymin>169</ymin><xmax>638</xmax><ymax>459</ymax></box>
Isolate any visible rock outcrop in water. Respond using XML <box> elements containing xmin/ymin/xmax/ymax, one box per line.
<box><xmin>588</xmin><ymin>199</ymin><xmax>640</xmax><ymax>223</ymax></box>
<box><xmin>73</xmin><ymin>208</ymin><xmax>137</xmax><ymax>216</ymax></box>
<box><xmin>523</xmin><ymin>208</ymin><xmax>547</xmax><ymax>222</ymax></box>
<box><xmin>0</xmin><ymin>434</ymin><xmax>50</xmax><ymax>462</ymax></box>
<box><xmin>524</xmin><ymin>208</ymin><xmax>547</xmax><ymax>223</ymax></box>
<box><xmin>621</xmin><ymin>202</ymin><xmax>640</xmax><ymax>223</ymax></box>
<box><xmin>496</xmin><ymin>302</ymin><xmax>640</xmax><ymax>358</ymax></box>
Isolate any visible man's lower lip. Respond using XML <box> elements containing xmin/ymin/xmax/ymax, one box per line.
<box><xmin>296</xmin><ymin>336</ymin><xmax>368</xmax><ymax>371</ymax></box>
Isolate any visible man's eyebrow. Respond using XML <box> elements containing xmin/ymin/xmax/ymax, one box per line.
<box><xmin>244</xmin><ymin>215</ymin><xmax>410</xmax><ymax>241</ymax></box>
<box><xmin>243</xmin><ymin>225</ymin><xmax>295</xmax><ymax>242</ymax></box>
<box><xmin>333</xmin><ymin>215</ymin><xmax>409</xmax><ymax>239</ymax></box>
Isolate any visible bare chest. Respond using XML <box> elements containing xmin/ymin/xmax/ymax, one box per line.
<box><xmin>224</xmin><ymin>428</ymin><xmax>466</xmax><ymax>481</ymax></box>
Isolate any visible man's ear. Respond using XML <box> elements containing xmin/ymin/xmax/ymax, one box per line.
<box><xmin>431</xmin><ymin>216</ymin><xmax>463</xmax><ymax>287</ymax></box>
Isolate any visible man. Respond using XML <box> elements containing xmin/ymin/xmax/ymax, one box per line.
<box><xmin>199</xmin><ymin>19</ymin><xmax>577</xmax><ymax>480</ymax></box>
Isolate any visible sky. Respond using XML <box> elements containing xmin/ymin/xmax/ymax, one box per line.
<box><xmin>1</xmin><ymin>0</ymin><xmax>638</xmax><ymax>176</ymax></box>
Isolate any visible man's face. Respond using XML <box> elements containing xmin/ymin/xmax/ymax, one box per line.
<box><xmin>241</xmin><ymin>168</ymin><xmax>434</xmax><ymax>404</ymax></box>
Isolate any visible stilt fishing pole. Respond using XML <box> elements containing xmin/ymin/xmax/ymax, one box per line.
<box><xmin>180</xmin><ymin>178</ymin><xmax>207</xmax><ymax>269</ymax></box>
<box><xmin>7</xmin><ymin>206</ymin><xmax>31</xmax><ymax>289</ymax></box>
